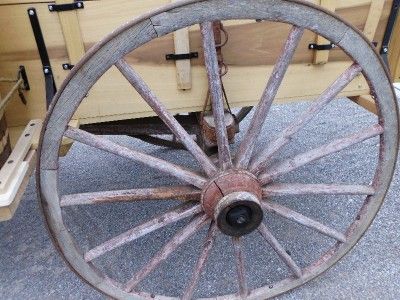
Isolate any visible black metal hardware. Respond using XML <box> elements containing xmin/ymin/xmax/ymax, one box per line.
<box><xmin>380</xmin><ymin>0</ymin><xmax>400</xmax><ymax>66</ymax></box>
<box><xmin>48</xmin><ymin>1</ymin><xmax>84</xmax><ymax>12</ymax></box>
<box><xmin>27</xmin><ymin>8</ymin><xmax>56</xmax><ymax>108</ymax></box>
<box><xmin>62</xmin><ymin>63</ymin><xmax>74</xmax><ymax>70</ymax></box>
<box><xmin>18</xmin><ymin>66</ymin><xmax>30</xmax><ymax>91</ymax></box>
<box><xmin>308</xmin><ymin>43</ymin><xmax>336</xmax><ymax>51</ymax></box>
<box><xmin>166</xmin><ymin>52</ymin><xmax>199</xmax><ymax>61</ymax></box>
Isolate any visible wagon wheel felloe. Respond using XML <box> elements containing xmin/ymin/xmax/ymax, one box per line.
<box><xmin>37</xmin><ymin>0</ymin><xmax>398</xmax><ymax>299</ymax></box>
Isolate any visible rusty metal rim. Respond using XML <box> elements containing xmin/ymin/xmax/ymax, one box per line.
<box><xmin>36</xmin><ymin>0</ymin><xmax>399</xmax><ymax>299</ymax></box>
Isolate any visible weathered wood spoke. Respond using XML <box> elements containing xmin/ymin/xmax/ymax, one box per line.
<box><xmin>232</xmin><ymin>237</ymin><xmax>248</xmax><ymax>298</ymax></box>
<box><xmin>262</xmin><ymin>201</ymin><xmax>346</xmax><ymax>242</ymax></box>
<box><xmin>60</xmin><ymin>186</ymin><xmax>201</xmax><ymax>207</ymax></box>
<box><xmin>262</xmin><ymin>183</ymin><xmax>375</xmax><ymax>197</ymax></box>
<box><xmin>259</xmin><ymin>124</ymin><xmax>383</xmax><ymax>185</ymax></box>
<box><xmin>64</xmin><ymin>127</ymin><xmax>207</xmax><ymax>188</ymax></box>
<box><xmin>258</xmin><ymin>223</ymin><xmax>302</xmax><ymax>278</ymax></box>
<box><xmin>182</xmin><ymin>222</ymin><xmax>218</xmax><ymax>300</ymax></box>
<box><xmin>84</xmin><ymin>203</ymin><xmax>202</xmax><ymax>262</ymax></box>
<box><xmin>200</xmin><ymin>22</ymin><xmax>232</xmax><ymax>170</ymax></box>
<box><xmin>115</xmin><ymin>59</ymin><xmax>217</xmax><ymax>177</ymax></box>
<box><xmin>125</xmin><ymin>214</ymin><xmax>209</xmax><ymax>292</ymax></box>
<box><xmin>235</xmin><ymin>26</ymin><xmax>305</xmax><ymax>169</ymax></box>
<box><xmin>250</xmin><ymin>64</ymin><xmax>362</xmax><ymax>174</ymax></box>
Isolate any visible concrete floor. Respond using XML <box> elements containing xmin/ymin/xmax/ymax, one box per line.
<box><xmin>0</xmin><ymin>98</ymin><xmax>399</xmax><ymax>299</ymax></box>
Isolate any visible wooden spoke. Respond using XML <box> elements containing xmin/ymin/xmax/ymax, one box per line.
<box><xmin>262</xmin><ymin>201</ymin><xmax>346</xmax><ymax>242</ymax></box>
<box><xmin>182</xmin><ymin>222</ymin><xmax>218</xmax><ymax>300</ymax></box>
<box><xmin>250</xmin><ymin>64</ymin><xmax>362</xmax><ymax>174</ymax></box>
<box><xmin>125</xmin><ymin>214</ymin><xmax>209</xmax><ymax>292</ymax></box>
<box><xmin>60</xmin><ymin>186</ymin><xmax>201</xmax><ymax>207</ymax></box>
<box><xmin>258</xmin><ymin>223</ymin><xmax>302</xmax><ymax>278</ymax></box>
<box><xmin>235</xmin><ymin>26</ymin><xmax>305</xmax><ymax>169</ymax></box>
<box><xmin>115</xmin><ymin>59</ymin><xmax>217</xmax><ymax>177</ymax></box>
<box><xmin>262</xmin><ymin>183</ymin><xmax>375</xmax><ymax>197</ymax></box>
<box><xmin>64</xmin><ymin>127</ymin><xmax>207</xmax><ymax>188</ymax></box>
<box><xmin>84</xmin><ymin>203</ymin><xmax>202</xmax><ymax>262</ymax></box>
<box><xmin>232</xmin><ymin>237</ymin><xmax>248</xmax><ymax>298</ymax></box>
<box><xmin>200</xmin><ymin>22</ymin><xmax>232</xmax><ymax>170</ymax></box>
<box><xmin>259</xmin><ymin>124</ymin><xmax>383</xmax><ymax>185</ymax></box>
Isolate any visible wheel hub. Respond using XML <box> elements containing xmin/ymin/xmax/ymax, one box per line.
<box><xmin>201</xmin><ymin>171</ymin><xmax>263</xmax><ymax>237</ymax></box>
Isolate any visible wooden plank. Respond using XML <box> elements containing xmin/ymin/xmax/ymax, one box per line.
<box><xmin>76</xmin><ymin>61</ymin><xmax>368</xmax><ymax>125</ymax></box>
<box><xmin>0</xmin><ymin>120</ymin><xmax>41</xmax><ymax>192</ymax></box>
<box><xmin>388</xmin><ymin>5</ymin><xmax>400</xmax><ymax>81</ymax></box>
<box><xmin>363</xmin><ymin>0</ymin><xmax>385</xmax><ymax>41</ymax></box>
<box><xmin>55</xmin><ymin>0</ymin><xmax>86</xmax><ymax>65</ymax></box>
<box><xmin>171</xmin><ymin>0</ymin><xmax>192</xmax><ymax>90</ymax></box>
<box><xmin>313</xmin><ymin>0</ymin><xmax>337</xmax><ymax>65</ymax></box>
<box><xmin>349</xmin><ymin>94</ymin><xmax>378</xmax><ymax>114</ymax></box>
<box><xmin>0</xmin><ymin>149</ymin><xmax>36</xmax><ymax>222</ymax></box>
<box><xmin>59</xmin><ymin>119</ymin><xmax>79</xmax><ymax>156</ymax></box>
<box><xmin>1</xmin><ymin>0</ymin><xmax>390</xmax><ymax>127</ymax></box>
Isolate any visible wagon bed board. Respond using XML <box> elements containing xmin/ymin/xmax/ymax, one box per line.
<box><xmin>0</xmin><ymin>0</ymin><xmax>393</xmax><ymax>129</ymax></box>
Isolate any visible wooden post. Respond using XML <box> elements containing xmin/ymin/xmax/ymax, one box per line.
<box><xmin>313</xmin><ymin>0</ymin><xmax>337</xmax><ymax>65</ymax></box>
<box><xmin>55</xmin><ymin>0</ymin><xmax>86</xmax><ymax>65</ymax></box>
<box><xmin>389</xmin><ymin>6</ymin><xmax>400</xmax><ymax>82</ymax></box>
<box><xmin>363</xmin><ymin>0</ymin><xmax>385</xmax><ymax>41</ymax></box>
<box><xmin>171</xmin><ymin>0</ymin><xmax>192</xmax><ymax>90</ymax></box>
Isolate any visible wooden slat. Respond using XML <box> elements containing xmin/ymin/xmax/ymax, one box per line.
<box><xmin>0</xmin><ymin>150</ymin><xmax>36</xmax><ymax>221</ymax></box>
<box><xmin>313</xmin><ymin>0</ymin><xmax>337</xmax><ymax>65</ymax></box>
<box><xmin>0</xmin><ymin>120</ymin><xmax>41</xmax><ymax>192</ymax></box>
<box><xmin>55</xmin><ymin>0</ymin><xmax>86</xmax><ymax>65</ymax></box>
<box><xmin>171</xmin><ymin>0</ymin><xmax>192</xmax><ymax>90</ymax></box>
<box><xmin>388</xmin><ymin>4</ymin><xmax>400</xmax><ymax>82</ymax></box>
<box><xmin>363</xmin><ymin>0</ymin><xmax>385</xmax><ymax>41</ymax></box>
<box><xmin>349</xmin><ymin>94</ymin><xmax>378</xmax><ymax>114</ymax></box>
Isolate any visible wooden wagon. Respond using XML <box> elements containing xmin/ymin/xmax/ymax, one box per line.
<box><xmin>0</xmin><ymin>0</ymin><xmax>399</xmax><ymax>299</ymax></box>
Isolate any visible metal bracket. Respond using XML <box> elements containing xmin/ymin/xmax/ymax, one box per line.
<box><xmin>308</xmin><ymin>43</ymin><xmax>336</xmax><ymax>51</ymax></box>
<box><xmin>62</xmin><ymin>63</ymin><xmax>74</xmax><ymax>70</ymax></box>
<box><xmin>380</xmin><ymin>0</ymin><xmax>400</xmax><ymax>65</ymax></box>
<box><xmin>48</xmin><ymin>1</ymin><xmax>84</xmax><ymax>12</ymax></box>
<box><xmin>28</xmin><ymin>8</ymin><xmax>56</xmax><ymax>109</ymax></box>
<box><xmin>166</xmin><ymin>52</ymin><xmax>199</xmax><ymax>61</ymax></box>
<box><xmin>18</xmin><ymin>66</ymin><xmax>30</xmax><ymax>91</ymax></box>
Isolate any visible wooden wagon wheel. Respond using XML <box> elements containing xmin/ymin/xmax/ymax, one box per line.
<box><xmin>37</xmin><ymin>0</ymin><xmax>399</xmax><ymax>299</ymax></box>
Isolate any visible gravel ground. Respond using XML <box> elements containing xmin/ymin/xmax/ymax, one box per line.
<box><xmin>0</xmin><ymin>97</ymin><xmax>399</xmax><ymax>300</ymax></box>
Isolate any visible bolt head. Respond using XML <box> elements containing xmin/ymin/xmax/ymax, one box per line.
<box><xmin>77</xmin><ymin>2</ymin><xmax>82</xmax><ymax>8</ymax></box>
<box><xmin>29</xmin><ymin>10</ymin><xmax>35</xmax><ymax>15</ymax></box>
<box><xmin>383</xmin><ymin>47</ymin><xmax>388</xmax><ymax>53</ymax></box>
<box><xmin>310</xmin><ymin>45</ymin><xmax>314</xmax><ymax>49</ymax></box>
<box><xmin>44</xmin><ymin>68</ymin><xmax>49</xmax><ymax>74</ymax></box>
<box><xmin>49</xmin><ymin>5</ymin><xmax>53</xmax><ymax>10</ymax></box>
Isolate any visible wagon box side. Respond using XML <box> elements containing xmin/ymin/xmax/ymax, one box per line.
<box><xmin>0</xmin><ymin>0</ymin><xmax>396</xmax><ymax>221</ymax></box>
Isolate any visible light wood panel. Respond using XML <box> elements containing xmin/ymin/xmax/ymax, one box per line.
<box><xmin>75</xmin><ymin>61</ymin><xmax>369</xmax><ymax>125</ymax></box>
<box><xmin>55</xmin><ymin>0</ymin><xmax>86</xmax><ymax>65</ymax></box>
<box><xmin>0</xmin><ymin>0</ymin><xmax>393</xmax><ymax>128</ymax></box>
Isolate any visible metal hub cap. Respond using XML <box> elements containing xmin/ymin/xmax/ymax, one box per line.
<box><xmin>215</xmin><ymin>191</ymin><xmax>263</xmax><ymax>237</ymax></box>
<box><xmin>201</xmin><ymin>171</ymin><xmax>263</xmax><ymax>236</ymax></box>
